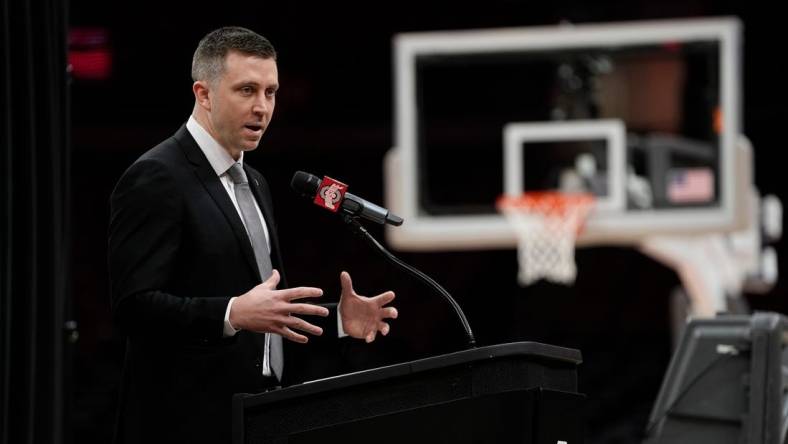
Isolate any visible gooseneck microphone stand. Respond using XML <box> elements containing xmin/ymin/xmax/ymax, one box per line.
<box><xmin>341</xmin><ymin>214</ymin><xmax>476</xmax><ymax>349</ymax></box>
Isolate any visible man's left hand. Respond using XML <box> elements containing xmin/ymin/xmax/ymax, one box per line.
<box><xmin>338</xmin><ymin>271</ymin><xmax>397</xmax><ymax>343</ymax></box>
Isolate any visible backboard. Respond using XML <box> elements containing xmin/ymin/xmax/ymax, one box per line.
<box><xmin>384</xmin><ymin>17</ymin><xmax>746</xmax><ymax>250</ymax></box>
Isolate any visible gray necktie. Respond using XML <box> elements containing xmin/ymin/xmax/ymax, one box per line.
<box><xmin>227</xmin><ymin>162</ymin><xmax>283</xmax><ymax>381</ymax></box>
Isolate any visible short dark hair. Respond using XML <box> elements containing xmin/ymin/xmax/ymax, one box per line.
<box><xmin>191</xmin><ymin>26</ymin><xmax>277</xmax><ymax>83</ymax></box>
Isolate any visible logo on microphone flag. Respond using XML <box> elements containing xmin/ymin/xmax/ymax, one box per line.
<box><xmin>315</xmin><ymin>176</ymin><xmax>348</xmax><ymax>212</ymax></box>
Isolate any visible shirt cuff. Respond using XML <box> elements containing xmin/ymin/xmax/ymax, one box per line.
<box><xmin>223</xmin><ymin>297</ymin><xmax>240</xmax><ymax>337</ymax></box>
<box><xmin>337</xmin><ymin>305</ymin><xmax>348</xmax><ymax>338</ymax></box>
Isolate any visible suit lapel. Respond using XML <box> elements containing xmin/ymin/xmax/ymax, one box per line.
<box><xmin>173</xmin><ymin>126</ymin><xmax>261</xmax><ymax>282</ymax></box>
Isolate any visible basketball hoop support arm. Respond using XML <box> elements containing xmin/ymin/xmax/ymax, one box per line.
<box><xmin>341</xmin><ymin>214</ymin><xmax>476</xmax><ymax>348</ymax></box>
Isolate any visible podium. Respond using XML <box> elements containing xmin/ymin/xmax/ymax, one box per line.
<box><xmin>232</xmin><ymin>342</ymin><xmax>584</xmax><ymax>443</ymax></box>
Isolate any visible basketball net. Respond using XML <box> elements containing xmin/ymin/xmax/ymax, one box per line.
<box><xmin>497</xmin><ymin>192</ymin><xmax>595</xmax><ymax>286</ymax></box>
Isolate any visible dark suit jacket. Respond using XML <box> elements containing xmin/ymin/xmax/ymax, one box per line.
<box><xmin>108</xmin><ymin>125</ymin><xmax>337</xmax><ymax>443</ymax></box>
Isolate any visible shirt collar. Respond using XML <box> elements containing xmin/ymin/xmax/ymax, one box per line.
<box><xmin>186</xmin><ymin>115</ymin><xmax>243</xmax><ymax>177</ymax></box>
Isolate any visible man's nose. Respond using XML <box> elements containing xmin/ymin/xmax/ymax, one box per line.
<box><xmin>252</xmin><ymin>97</ymin><xmax>267</xmax><ymax>115</ymax></box>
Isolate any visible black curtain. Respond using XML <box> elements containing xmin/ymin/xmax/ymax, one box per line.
<box><xmin>1</xmin><ymin>0</ymin><xmax>71</xmax><ymax>443</ymax></box>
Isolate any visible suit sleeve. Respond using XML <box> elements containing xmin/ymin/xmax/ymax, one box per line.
<box><xmin>108</xmin><ymin>158</ymin><xmax>230</xmax><ymax>339</ymax></box>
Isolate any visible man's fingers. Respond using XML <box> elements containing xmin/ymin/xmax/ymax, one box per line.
<box><xmin>340</xmin><ymin>271</ymin><xmax>353</xmax><ymax>293</ymax></box>
<box><xmin>374</xmin><ymin>291</ymin><xmax>396</xmax><ymax>307</ymax></box>
<box><xmin>289</xmin><ymin>303</ymin><xmax>329</xmax><ymax>317</ymax></box>
<box><xmin>284</xmin><ymin>316</ymin><xmax>324</xmax><ymax>336</ymax></box>
<box><xmin>365</xmin><ymin>330</ymin><xmax>376</xmax><ymax>343</ymax></box>
<box><xmin>379</xmin><ymin>322</ymin><xmax>390</xmax><ymax>336</ymax></box>
<box><xmin>261</xmin><ymin>269</ymin><xmax>281</xmax><ymax>290</ymax></box>
<box><xmin>278</xmin><ymin>286</ymin><xmax>323</xmax><ymax>301</ymax></box>
<box><xmin>278</xmin><ymin>326</ymin><xmax>309</xmax><ymax>344</ymax></box>
<box><xmin>381</xmin><ymin>306</ymin><xmax>398</xmax><ymax>320</ymax></box>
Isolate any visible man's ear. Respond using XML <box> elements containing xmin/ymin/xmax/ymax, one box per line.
<box><xmin>193</xmin><ymin>81</ymin><xmax>211</xmax><ymax>111</ymax></box>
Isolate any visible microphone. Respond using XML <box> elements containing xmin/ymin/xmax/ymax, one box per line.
<box><xmin>292</xmin><ymin>171</ymin><xmax>475</xmax><ymax>348</ymax></box>
<box><xmin>290</xmin><ymin>171</ymin><xmax>404</xmax><ymax>226</ymax></box>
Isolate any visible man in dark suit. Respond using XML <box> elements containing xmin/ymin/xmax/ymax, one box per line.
<box><xmin>108</xmin><ymin>26</ymin><xmax>398</xmax><ymax>443</ymax></box>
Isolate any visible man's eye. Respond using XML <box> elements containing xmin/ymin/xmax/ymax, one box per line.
<box><xmin>240</xmin><ymin>86</ymin><xmax>254</xmax><ymax>95</ymax></box>
<box><xmin>265</xmin><ymin>88</ymin><xmax>277</xmax><ymax>98</ymax></box>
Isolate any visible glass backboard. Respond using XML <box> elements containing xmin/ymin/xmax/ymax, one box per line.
<box><xmin>385</xmin><ymin>17</ymin><xmax>745</xmax><ymax>249</ymax></box>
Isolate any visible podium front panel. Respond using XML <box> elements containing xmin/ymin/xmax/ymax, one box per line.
<box><xmin>233</xmin><ymin>342</ymin><xmax>583</xmax><ymax>443</ymax></box>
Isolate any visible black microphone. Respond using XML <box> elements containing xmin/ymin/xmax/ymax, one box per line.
<box><xmin>290</xmin><ymin>171</ymin><xmax>404</xmax><ymax>226</ymax></box>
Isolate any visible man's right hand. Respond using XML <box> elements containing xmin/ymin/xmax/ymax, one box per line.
<box><xmin>229</xmin><ymin>270</ymin><xmax>329</xmax><ymax>343</ymax></box>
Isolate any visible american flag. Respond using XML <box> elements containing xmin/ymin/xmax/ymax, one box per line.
<box><xmin>667</xmin><ymin>168</ymin><xmax>715</xmax><ymax>203</ymax></box>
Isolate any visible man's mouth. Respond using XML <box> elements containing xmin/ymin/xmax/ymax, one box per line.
<box><xmin>244</xmin><ymin>123</ymin><xmax>263</xmax><ymax>134</ymax></box>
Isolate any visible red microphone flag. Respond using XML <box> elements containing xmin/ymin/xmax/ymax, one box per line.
<box><xmin>314</xmin><ymin>176</ymin><xmax>348</xmax><ymax>212</ymax></box>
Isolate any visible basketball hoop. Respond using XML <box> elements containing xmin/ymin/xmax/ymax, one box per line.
<box><xmin>497</xmin><ymin>191</ymin><xmax>595</xmax><ymax>286</ymax></box>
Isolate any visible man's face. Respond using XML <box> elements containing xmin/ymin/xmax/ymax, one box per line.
<box><xmin>206</xmin><ymin>51</ymin><xmax>278</xmax><ymax>154</ymax></box>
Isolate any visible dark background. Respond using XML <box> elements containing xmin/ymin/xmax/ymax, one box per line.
<box><xmin>68</xmin><ymin>1</ymin><xmax>788</xmax><ymax>443</ymax></box>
